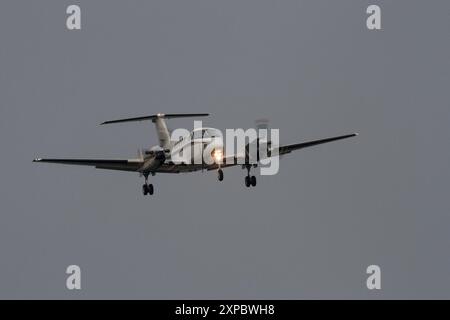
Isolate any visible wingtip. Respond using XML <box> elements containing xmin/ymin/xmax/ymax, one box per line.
<box><xmin>33</xmin><ymin>158</ymin><xmax>41</xmax><ymax>162</ymax></box>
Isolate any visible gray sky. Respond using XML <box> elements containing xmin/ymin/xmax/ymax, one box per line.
<box><xmin>0</xmin><ymin>0</ymin><xmax>449</xmax><ymax>299</ymax></box>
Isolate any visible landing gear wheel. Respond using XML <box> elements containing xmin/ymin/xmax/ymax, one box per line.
<box><xmin>245</xmin><ymin>176</ymin><xmax>251</xmax><ymax>187</ymax></box>
<box><xmin>148</xmin><ymin>184</ymin><xmax>154</xmax><ymax>195</ymax></box>
<box><xmin>218</xmin><ymin>169</ymin><xmax>224</xmax><ymax>181</ymax></box>
<box><xmin>142</xmin><ymin>184</ymin><xmax>148</xmax><ymax>195</ymax></box>
<box><xmin>251</xmin><ymin>175</ymin><xmax>256</xmax><ymax>187</ymax></box>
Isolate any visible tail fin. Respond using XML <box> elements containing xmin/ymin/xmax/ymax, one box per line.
<box><xmin>100</xmin><ymin>113</ymin><xmax>209</xmax><ymax>149</ymax></box>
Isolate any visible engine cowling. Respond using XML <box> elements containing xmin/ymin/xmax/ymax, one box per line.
<box><xmin>245</xmin><ymin>138</ymin><xmax>271</xmax><ymax>164</ymax></box>
<box><xmin>141</xmin><ymin>149</ymin><xmax>166</xmax><ymax>171</ymax></box>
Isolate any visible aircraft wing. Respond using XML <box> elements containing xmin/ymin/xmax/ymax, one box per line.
<box><xmin>32</xmin><ymin>157</ymin><xmax>235</xmax><ymax>174</ymax></box>
<box><xmin>155</xmin><ymin>133</ymin><xmax>358</xmax><ymax>173</ymax></box>
<box><xmin>33</xmin><ymin>158</ymin><xmax>143</xmax><ymax>172</ymax></box>
<box><xmin>199</xmin><ymin>133</ymin><xmax>358</xmax><ymax>170</ymax></box>
<box><xmin>276</xmin><ymin>133</ymin><xmax>358</xmax><ymax>156</ymax></box>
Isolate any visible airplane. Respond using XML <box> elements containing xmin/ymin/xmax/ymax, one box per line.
<box><xmin>33</xmin><ymin>113</ymin><xmax>357</xmax><ymax>196</ymax></box>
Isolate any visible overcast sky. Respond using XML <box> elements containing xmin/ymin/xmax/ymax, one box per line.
<box><xmin>0</xmin><ymin>0</ymin><xmax>449</xmax><ymax>299</ymax></box>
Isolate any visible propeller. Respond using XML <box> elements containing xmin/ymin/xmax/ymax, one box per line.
<box><xmin>255</xmin><ymin>118</ymin><xmax>270</xmax><ymax>143</ymax></box>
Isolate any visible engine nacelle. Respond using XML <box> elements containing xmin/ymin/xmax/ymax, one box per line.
<box><xmin>245</xmin><ymin>138</ymin><xmax>271</xmax><ymax>164</ymax></box>
<box><xmin>141</xmin><ymin>149</ymin><xmax>166</xmax><ymax>172</ymax></box>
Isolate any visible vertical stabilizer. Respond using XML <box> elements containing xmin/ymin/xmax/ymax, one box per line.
<box><xmin>152</xmin><ymin>115</ymin><xmax>171</xmax><ymax>149</ymax></box>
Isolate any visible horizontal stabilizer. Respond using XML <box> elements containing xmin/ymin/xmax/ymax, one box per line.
<box><xmin>100</xmin><ymin>113</ymin><xmax>209</xmax><ymax>125</ymax></box>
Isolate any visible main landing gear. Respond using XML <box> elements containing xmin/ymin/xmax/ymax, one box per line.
<box><xmin>142</xmin><ymin>173</ymin><xmax>154</xmax><ymax>196</ymax></box>
<box><xmin>142</xmin><ymin>183</ymin><xmax>154</xmax><ymax>196</ymax></box>
<box><xmin>217</xmin><ymin>168</ymin><xmax>224</xmax><ymax>181</ymax></box>
<box><xmin>244</xmin><ymin>165</ymin><xmax>257</xmax><ymax>188</ymax></box>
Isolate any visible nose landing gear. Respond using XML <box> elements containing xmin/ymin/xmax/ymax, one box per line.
<box><xmin>217</xmin><ymin>168</ymin><xmax>224</xmax><ymax>181</ymax></box>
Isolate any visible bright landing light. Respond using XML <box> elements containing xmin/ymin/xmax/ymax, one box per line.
<box><xmin>212</xmin><ymin>149</ymin><xmax>223</xmax><ymax>163</ymax></box>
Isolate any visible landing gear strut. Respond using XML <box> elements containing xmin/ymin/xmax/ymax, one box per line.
<box><xmin>244</xmin><ymin>165</ymin><xmax>257</xmax><ymax>187</ymax></box>
<box><xmin>142</xmin><ymin>173</ymin><xmax>154</xmax><ymax>196</ymax></box>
